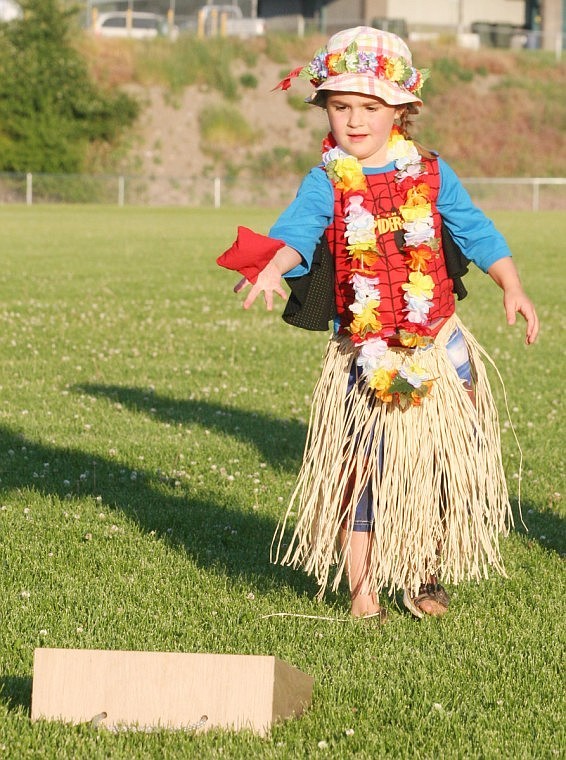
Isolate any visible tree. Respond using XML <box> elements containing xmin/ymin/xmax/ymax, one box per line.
<box><xmin>0</xmin><ymin>0</ymin><xmax>138</xmax><ymax>173</ymax></box>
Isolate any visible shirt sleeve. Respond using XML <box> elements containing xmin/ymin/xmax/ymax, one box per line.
<box><xmin>437</xmin><ymin>158</ymin><xmax>511</xmax><ymax>272</ymax></box>
<box><xmin>269</xmin><ymin>167</ymin><xmax>335</xmax><ymax>278</ymax></box>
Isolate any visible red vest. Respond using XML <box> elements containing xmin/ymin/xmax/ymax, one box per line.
<box><xmin>325</xmin><ymin>157</ymin><xmax>455</xmax><ymax>336</ymax></box>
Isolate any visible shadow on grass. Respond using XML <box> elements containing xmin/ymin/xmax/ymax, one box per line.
<box><xmin>0</xmin><ymin>409</ymin><xmax>323</xmax><ymax>715</ymax></box>
<box><xmin>0</xmin><ymin>422</ymin><xmax>316</xmax><ymax>585</ymax></box>
<box><xmin>74</xmin><ymin>383</ymin><xmax>306</xmax><ymax>473</ymax></box>
<box><xmin>512</xmin><ymin>499</ymin><xmax>565</xmax><ymax>556</ymax></box>
<box><xmin>0</xmin><ymin>676</ymin><xmax>32</xmax><ymax>715</ymax></box>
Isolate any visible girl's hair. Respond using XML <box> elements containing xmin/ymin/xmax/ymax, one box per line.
<box><xmin>398</xmin><ymin>104</ymin><xmax>436</xmax><ymax>160</ymax></box>
<box><xmin>397</xmin><ymin>103</ymin><xmax>418</xmax><ymax>139</ymax></box>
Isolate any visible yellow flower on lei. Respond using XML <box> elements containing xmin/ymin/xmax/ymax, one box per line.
<box><xmin>399</xmin><ymin>330</ymin><xmax>432</xmax><ymax>348</ymax></box>
<box><xmin>333</xmin><ymin>157</ymin><xmax>367</xmax><ymax>192</ymax></box>
<box><xmin>388</xmin><ymin>127</ymin><xmax>404</xmax><ymax>149</ymax></box>
<box><xmin>349</xmin><ymin>300</ymin><xmax>382</xmax><ymax>336</ymax></box>
<box><xmin>368</xmin><ymin>367</ymin><xmax>395</xmax><ymax>400</ymax></box>
<box><xmin>399</xmin><ymin>202</ymin><xmax>431</xmax><ymax>222</ymax></box>
<box><xmin>349</xmin><ymin>247</ymin><xmax>380</xmax><ymax>268</ymax></box>
<box><xmin>402</xmin><ymin>271</ymin><xmax>435</xmax><ymax>299</ymax></box>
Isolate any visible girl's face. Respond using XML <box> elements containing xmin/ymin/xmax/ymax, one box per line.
<box><xmin>325</xmin><ymin>92</ymin><xmax>402</xmax><ymax>167</ymax></box>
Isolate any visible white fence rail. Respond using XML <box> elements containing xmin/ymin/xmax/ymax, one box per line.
<box><xmin>2</xmin><ymin>172</ymin><xmax>565</xmax><ymax>212</ymax></box>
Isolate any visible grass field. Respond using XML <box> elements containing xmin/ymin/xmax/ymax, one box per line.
<box><xmin>0</xmin><ymin>206</ymin><xmax>563</xmax><ymax>759</ymax></box>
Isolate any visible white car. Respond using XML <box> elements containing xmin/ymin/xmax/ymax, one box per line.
<box><xmin>93</xmin><ymin>11</ymin><xmax>178</xmax><ymax>40</ymax></box>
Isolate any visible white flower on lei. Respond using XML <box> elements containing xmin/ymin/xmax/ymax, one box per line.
<box><xmin>387</xmin><ymin>138</ymin><xmax>420</xmax><ymax>166</ymax></box>
<box><xmin>344</xmin><ymin>197</ymin><xmax>377</xmax><ymax>246</ymax></box>
<box><xmin>344</xmin><ymin>195</ymin><xmax>366</xmax><ymax>217</ymax></box>
<box><xmin>396</xmin><ymin>162</ymin><xmax>424</xmax><ymax>182</ymax></box>
<box><xmin>357</xmin><ymin>337</ymin><xmax>389</xmax><ymax>374</ymax></box>
<box><xmin>351</xmin><ymin>273</ymin><xmax>381</xmax><ymax>302</ymax></box>
<box><xmin>402</xmin><ymin>218</ymin><xmax>435</xmax><ymax>247</ymax></box>
<box><xmin>398</xmin><ymin>363</ymin><xmax>431</xmax><ymax>389</ymax></box>
<box><xmin>322</xmin><ymin>146</ymin><xmax>349</xmax><ymax>165</ymax></box>
<box><xmin>404</xmin><ymin>294</ymin><xmax>432</xmax><ymax>324</ymax></box>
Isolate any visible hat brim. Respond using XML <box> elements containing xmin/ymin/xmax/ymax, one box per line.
<box><xmin>306</xmin><ymin>74</ymin><xmax>422</xmax><ymax>108</ymax></box>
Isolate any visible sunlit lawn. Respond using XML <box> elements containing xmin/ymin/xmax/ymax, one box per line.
<box><xmin>0</xmin><ymin>206</ymin><xmax>563</xmax><ymax>758</ymax></box>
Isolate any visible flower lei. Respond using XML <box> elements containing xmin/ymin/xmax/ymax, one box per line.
<box><xmin>322</xmin><ymin>126</ymin><xmax>440</xmax><ymax>408</ymax></box>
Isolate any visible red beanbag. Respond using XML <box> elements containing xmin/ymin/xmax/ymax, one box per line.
<box><xmin>216</xmin><ymin>227</ymin><xmax>285</xmax><ymax>284</ymax></box>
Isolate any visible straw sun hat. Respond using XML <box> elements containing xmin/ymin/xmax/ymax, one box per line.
<box><xmin>276</xmin><ymin>26</ymin><xmax>429</xmax><ymax>107</ymax></box>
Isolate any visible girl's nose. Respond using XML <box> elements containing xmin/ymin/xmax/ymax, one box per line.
<box><xmin>347</xmin><ymin>109</ymin><xmax>364</xmax><ymax>127</ymax></box>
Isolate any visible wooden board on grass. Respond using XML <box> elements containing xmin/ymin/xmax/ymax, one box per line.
<box><xmin>31</xmin><ymin>648</ymin><xmax>314</xmax><ymax>736</ymax></box>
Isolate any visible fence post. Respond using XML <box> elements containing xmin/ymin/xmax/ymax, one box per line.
<box><xmin>214</xmin><ymin>177</ymin><xmax>221</xmax><ymax>208</ymax></box>
<box><xmin>118</xmin><ymin>176</ymin><xmax>125</xmax><ymax>207</ymax></box>
<box><xmin>26</xmin><ymin>172</ymin><xmax>33</xmax><ymax>205</ymax></box>
<box><xmin>532</xmin><ymin>179</ymin><xmax>540</xmax><ymax>212</ymax></box>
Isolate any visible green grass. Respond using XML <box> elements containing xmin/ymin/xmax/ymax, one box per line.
<box><xmin>0</xmin><ymin>207</ymin><xmax>564</xmax><ymax>758</ymax></box>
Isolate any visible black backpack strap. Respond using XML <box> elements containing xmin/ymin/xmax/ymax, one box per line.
<box><xmin>441</xmin><ymin>221</ymin><xmax>470</xmax><ymax>301</ymax></box>
<box><xmin>282</xmin><ymin>235</ymin><xmax>336</xmax><ymax>331</ymax></box>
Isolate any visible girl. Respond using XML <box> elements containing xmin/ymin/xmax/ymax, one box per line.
<box><xmin>218</xmin><ymin>27</ymin><xmax>539</xmax><ymax>620</ymax></box>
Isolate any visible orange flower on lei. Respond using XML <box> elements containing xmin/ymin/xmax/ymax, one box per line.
<box><xmin>404</xmin><ymin>183</ymin><xmax>431</xmax><ymax>207</ymax></box>
<box><xmin>407</xmin><ymin>246</ymin><xmax>433</xmax><ymax>270</ymax></box>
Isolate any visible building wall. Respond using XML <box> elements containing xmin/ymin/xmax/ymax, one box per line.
<box><xmin>380</xmin><ymin>0</ymin><xmax>525</xmax><ymax>29</ymax></box>
<box><xmin>270</xmin><ymin>0</ymin><xmax>526</xmax><ymax>28</ymax></box>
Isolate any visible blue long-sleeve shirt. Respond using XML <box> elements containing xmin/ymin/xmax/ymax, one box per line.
<box><xmin>270</xmin><ymin>158</ymin><xmax>511</xmax><ymax>279</ymax></box>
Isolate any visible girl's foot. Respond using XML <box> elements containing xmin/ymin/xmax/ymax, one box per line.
<box><xmin>403</xmin><ymin>580</ymin><xmax>450</xmax><ymax>619</ymax></box>
<box><xmin>351</xmin><ymin>593</ymin><xmax>387</xmax><ymax>622</ymax></box>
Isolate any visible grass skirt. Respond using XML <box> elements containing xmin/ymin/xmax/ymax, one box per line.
<box><xmin>272</xmin><ymin>315</ymin><xmax>513</xmax><ymax>597</ymax></box>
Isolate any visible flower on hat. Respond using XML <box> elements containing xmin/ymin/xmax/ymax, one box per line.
<box><xmin>298</xmin><ymin>39</ymin><xmax>427</xmax><ymax>95</ymax></box>
<box><xmin>385</xmin><ymin>57</ymin><xmax>407</xmax><ymax>82</ymax></box>
<box><xmin>327</xmin><ymin>53</ymin><xmax>344</xmax><ymax>75</ymax></box>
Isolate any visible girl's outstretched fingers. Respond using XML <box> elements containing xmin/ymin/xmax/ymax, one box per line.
<box><xmin>234</xmin><ymin>276</ymin><xmax>250</xmax><ymax>294</ymax></box>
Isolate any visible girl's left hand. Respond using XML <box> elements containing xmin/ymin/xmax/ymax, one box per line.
<box><xmin>503</xmin><ymin>289</ymin><xmax>539</xmax><ymax>344</ymax></box>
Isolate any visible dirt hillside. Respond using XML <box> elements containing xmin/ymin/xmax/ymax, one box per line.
<box><xmin>84</xmin><ymin>37</ymin><xmax>566</xmax><ymax>205</ymax></box>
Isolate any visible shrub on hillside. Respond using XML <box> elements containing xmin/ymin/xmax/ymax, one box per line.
<box><xmin>198</xmin><ymin>105</ymin><xmax>256</xmax><ymax>155</ymax></box>
<box><xmin>0</xmin><ymin>0</ymin><xmax>139</xmax><ymax>173</ymax></box>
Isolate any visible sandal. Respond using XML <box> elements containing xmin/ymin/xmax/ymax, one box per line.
<box><xmin>403</xmin><ymin>583</ymin><xmax>450</xmax><ymax>619</ymax></box>
<box><xmin>358</xmin><ymin>608</ymin><xmax>388</xmax><ymax>624</ymax></box>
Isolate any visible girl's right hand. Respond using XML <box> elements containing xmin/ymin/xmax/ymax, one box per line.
<box><xmin>233</xmin><ymin>261</ymin><xmax>288</xmax><ymax>311</ymax></box>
